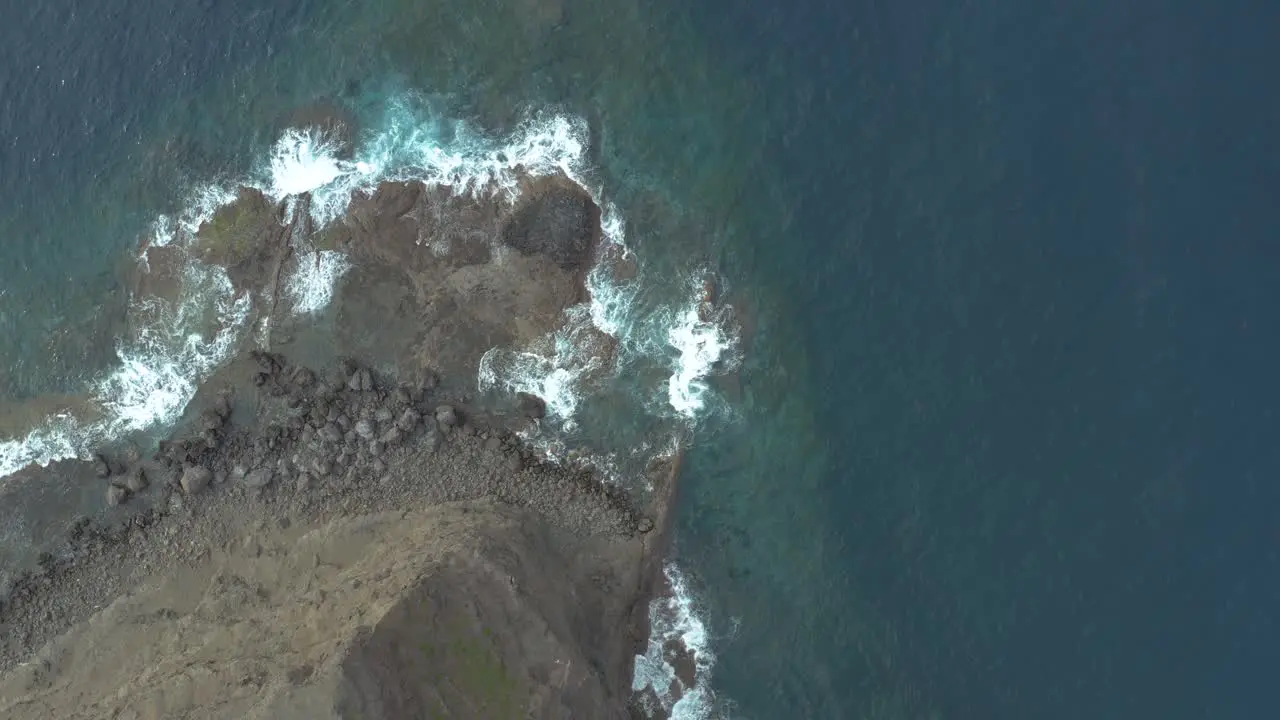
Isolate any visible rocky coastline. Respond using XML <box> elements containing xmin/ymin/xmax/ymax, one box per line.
<box><xmin>0</xmin><ymin>131</ymin><xmax>703</xmax><ymax>718</ymax></box>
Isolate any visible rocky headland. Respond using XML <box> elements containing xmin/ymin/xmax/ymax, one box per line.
<box><xmin>0</xmin><ymin>130</ymin><xmax>700</xmax><ymax>719</ymax></box>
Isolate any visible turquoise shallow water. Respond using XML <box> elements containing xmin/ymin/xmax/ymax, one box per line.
<box><xmin>5</xmin><ymin>0</ymin><xmax>1280</xmax><ymax>718</ymax></box>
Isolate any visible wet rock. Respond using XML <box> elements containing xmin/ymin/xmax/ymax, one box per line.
<box><xmin>124</xmin><ymin>467</ymin><xmax>149</xmax><ymax>493</ymax></box>
<box><xmin>199</xmin><ymin>410</ymin><xmax>224</xmax><ymax>432</ymax></box>
<box><xmin>390</xmin><ymin>387</ymin><xmax>410</xmax><ymax>408</ymax></box>
<box><xmin>213</xmin><ymin>394</ymin><xmax>233</xmax><ymax>420</ymax></box>
<box><xmin>201</xmin><ymin>429</ymin><xmax>221</xmax><ymax>450</ymax></box>
<box><xmin>434</xmin><ymin>405</ymin><xmax>458</xmax><ymax>429</ymax></box>
<box><xmin>395</xmin><ymin>408</ymin><xmax>421</xmax><ymax>433</ymax></box>
<box><xmin>347</xmin><ymin>367</ymin><xmax>373</xmax><ymax>392</ymax></box>
<box><xmin>320</xmin><ymin>423</ymin><xmax>343</xmax><ymax>444</ymax></box>
<box><xmin>251</xmin><ymin>350</ymin><xmax>284</xmax><ymax>374</ymax></box>
<box><xmin>517</xmin><ymin>392</ymin><xmax>547</xmax><ymax>419</ymax></box>
<box><xmin>637</xmin><ymin>517</ymin><xmax>655</xmax><ymax>534</ymax></box>
<box><xmin>180</xmin><ymin>465</ymin><xmax>213</xmax><ymax>495</ymax></box>
<box><xmin>106</xmin><ymin>484</ymin><xmax>129</xmax><ymax>507</ymax></box>
<box><xmin>92</xmin><ymin>454</ymin><xmax>111</xmax><ymax>479</ymax></box>
<box><xmin>244</xmin><ymin>468</ymin><xmax>273</xmax><ymax>488</ymax></box>
<box><xmin>419</xmin><ymin>369</ymin><xmax>440</xmax><ymax>392</ymax></box>
<box><xmin>291</xmin><ymin>367</ymin><xmax>315</xmax><ymax>387</ymax></box>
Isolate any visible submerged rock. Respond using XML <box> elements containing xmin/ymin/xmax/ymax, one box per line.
<box><xmin>434</xmin><ymin>405</ymin><xmax>458</xmax><ymax>429</ymax></box>
<box><xmin>105</xmin><ymin>485</ymin><xmax>129</xmax><ymax>507</ymax></box>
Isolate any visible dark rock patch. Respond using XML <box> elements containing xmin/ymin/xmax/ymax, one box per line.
<box><xmin>501</xmin><ymin>178</ymin><xmax>600</xmax><ymax>272</ymax></box>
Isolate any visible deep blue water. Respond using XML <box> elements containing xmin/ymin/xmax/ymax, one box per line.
<box><xmin>2</xmin><ymin>0</ymin><xmax>1280</xmax><ymax>718</ymax></box>
<box><xmin>683</xmin><ymin>0</ymin><xmax>1280</xmax><ymax>716</ymax></box>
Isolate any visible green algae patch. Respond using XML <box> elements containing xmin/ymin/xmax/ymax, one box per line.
<box><xmin>419</xmin><ymin>621</ymin><xmax>521</xmax><ymax>720</ymax></box>
<box><xmin>193</xmin><ymin>187</ymin><xmax>280</xmax><ymax>266</ymax></box>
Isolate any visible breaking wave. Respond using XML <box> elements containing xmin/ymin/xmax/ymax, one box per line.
<box><xmin>633</xmin><ymin>563</ymin><xmax>722</xmax><ymax>719</ymax></box>
<box><xmin>0</xmin><ymin>262</ymin><xmax>250</xmax><ymax>478</ymax></box>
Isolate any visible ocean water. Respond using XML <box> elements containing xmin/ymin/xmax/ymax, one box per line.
<box><xmin>3</xmin><ymin>0</ymin><xmax>1280</xmax><ymax>718</ymax></box>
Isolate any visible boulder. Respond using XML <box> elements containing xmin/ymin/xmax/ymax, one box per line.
<box><xmin>347</xmin><ymin>367</ymin><xmax>373</xmax><ymax>393</ymax></box>
<box><xmin>180</xmin><ymin>465</ymin><xmax>213</xmax><ymax>495</ymax></box>
<box><xmin>517</xmin><ymin>392</ymin><xmax>547</xmax><ymax>419</ymax></box>
<box><xmin>124</xmin><ymin>467</ymin><xmax>149</xmax><ymax>493</ymax></box>
<box><xmin>321</xmin><ymin>423</ymin><xmax>344</xmax><ymax>444</ymax></box>
<box><xmin>395</xmin><ymin>408</ymin><xmax>421</xmax><ymax>433</ymax></box>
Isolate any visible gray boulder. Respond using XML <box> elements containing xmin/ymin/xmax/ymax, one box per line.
<box><xmin>180</xmin><ymin>465</ymin><xmax>213</xmax><ymax>495</ymax></box>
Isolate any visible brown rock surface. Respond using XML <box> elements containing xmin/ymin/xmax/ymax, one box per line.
<box><xmin>0</xmin><ymin>501</ymin><xmax>644</xmax><ymax>720</ymax></box>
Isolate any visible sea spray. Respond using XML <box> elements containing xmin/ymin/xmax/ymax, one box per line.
<box><xmin>633</xmin><ymin>562</ymin><xmax>722</xmax><ymax>720</ymax></box>
<box><xmin>0</xmin><ymin>259</ymin><xmax>250</xmax><ymax>478</ymax></box>
<box><xmin>286</xmin><ymin>250</ymin><xmax>352</xmax><ymax>315</ymax></box>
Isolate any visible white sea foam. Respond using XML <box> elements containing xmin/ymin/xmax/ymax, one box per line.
<box><xmin>267</xmin><ymin>128</ymin><xmax>352</xmax><ymax>198</ymax></box>
<box><xmin>665</xmin><ymin>300</ymin><xmax>737</xmax><ymax>419</ymax></box>
<box><xmin>286</xmin><ymin>250</ymin><xmax>352</xmax><ymax>315</ymax></box>
<box><xmin>0</xmin><ymin>414</ymin><xmax>88</xmax><ymax>480</ymax></box>
<box><xmin>632</xmin><ymin>563</ymin><xmax>720</xmax><ymax>719</ymax></box>
<box><xmin>0</xmin><ymin>261</ymin><xmax>250</xmax><ymax>478</ymax></box>
<box><xmin>96</xmin><ymin>262</ymin><xmax>251</xmax><ymax>434</ymax></box>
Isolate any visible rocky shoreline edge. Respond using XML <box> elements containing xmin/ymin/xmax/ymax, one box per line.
<box><xmin>0</xmin><ymin>350</ymin><xmax>685</xmax><ymax>718</ymax></box>
<box><xmin>0</xmin><ymin>109</ymin><xmax>714</xmax><ymax>714</ymax></box>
